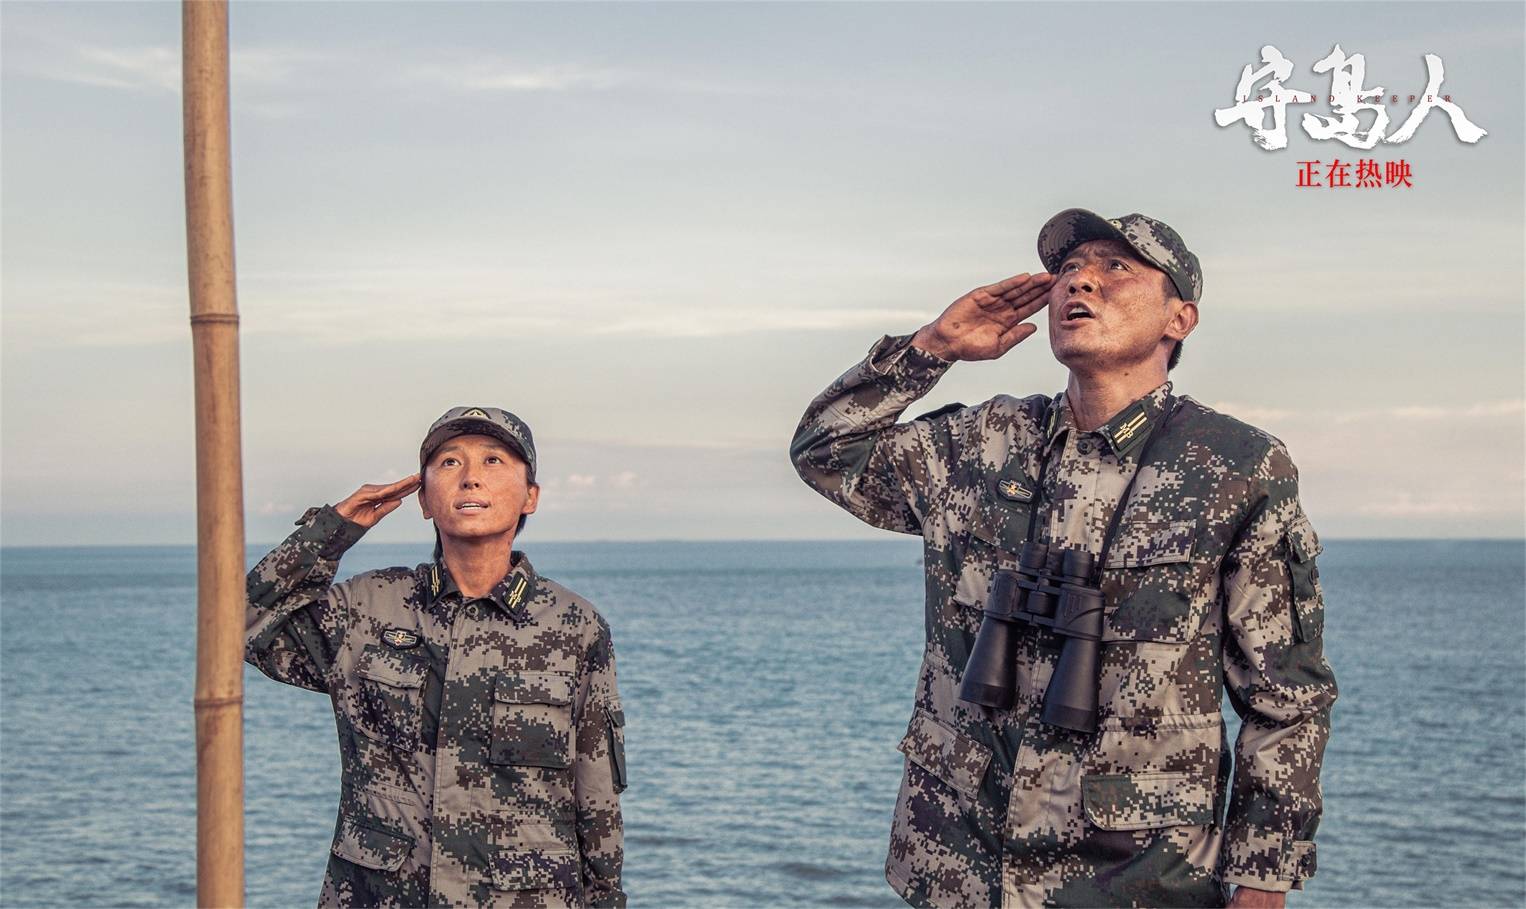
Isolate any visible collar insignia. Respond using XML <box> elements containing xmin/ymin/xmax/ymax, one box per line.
<box><xmin>382</xmin><ymin>627</ymin><xmax>420</xmax><ymax>649</ymax></box>
<box><xmin>996</xmin><ymin>478</ymin><xmax>1033</xmax><ymax>503</ymax></box>
<box><xmin>505</xmin><ymin>575</ymin><xmax>530</xmax><ymax>610</ymax></box>
<box><xmin>1107</xmin><ymin>403</ymin><xmax>1152</xmax><ymax>455</ymax></box>
<box><xmin>429</xmin><ymin>563</ymin><xmax>442</xmax><ymax>597</ymax></box>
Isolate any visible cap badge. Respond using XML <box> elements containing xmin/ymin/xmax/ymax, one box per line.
<box><xmin>382</xmin><ymin>627</ymin><xmax>420</xmax><ymax>649</ymax></box>
<box><xmin>461</xmin><ymin>408</ymin><xmax>489</xmax><ymax>419</ymax></box>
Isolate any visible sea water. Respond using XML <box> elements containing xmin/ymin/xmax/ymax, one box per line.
<box><xmin>1</xmin><ymin>539</ymin><xmax>1522</xmax><ymax>907</ymax></box>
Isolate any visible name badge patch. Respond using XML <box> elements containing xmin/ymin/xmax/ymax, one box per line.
<box><xmin>382</xmin><ymin>627</ymin><xmax>420</xmax><ymax>649</ymax></box>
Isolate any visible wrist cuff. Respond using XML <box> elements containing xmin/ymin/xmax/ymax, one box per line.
<box><xmin>1222</xmin><ymin>838</ymin><xmax>1316</xmax><ymax>892</ymax></box>
<box><xmin>867</xmin><ymin>333</ymin><xmax>954</xmax><ymax>380</ymax></box>
<box><xmin>295</xmin><ymin>504</ymin><xmax>368</xmax><ymax>559</ymax></box>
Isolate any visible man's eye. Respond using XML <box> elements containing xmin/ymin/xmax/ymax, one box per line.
<box><xmin>441</xmin><ymin>458</ymin><xmax>458</xmax><ymax>467</ymax></box>
<box><xmin>1061</xmin><ymin>262</ymin><xmax>1077</xmax><ymax>272</ymax></box>
<box><xmin>1110</xmin><ymin>260</ymin><xmax>1129</xmax><ymax>270</ymax></box>
<box><xmin>486</xmin><ymin>456</ymin><xmax>501</xmax><ymax>464</ymax></box>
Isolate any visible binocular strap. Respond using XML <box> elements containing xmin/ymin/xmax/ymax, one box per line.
<box><xmin>1094</xmin><ymin>395</ymin><xmax>1181</xmax><ymax>570</ymax></box>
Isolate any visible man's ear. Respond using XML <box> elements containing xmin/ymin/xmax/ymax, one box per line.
<box><xmin>1165</xmin><ymin>299</ymin><xmax>1198</xmax><ymax>343</ymax></box>
<box><xmin>522</xmin><ymin>482</ymin><xmax>540</xmax><ymax>517</ymax></box>
<box><xmin>418</xmin><ymin>472</ymin><xmax>432</xmax><ymax>520</ymax></box>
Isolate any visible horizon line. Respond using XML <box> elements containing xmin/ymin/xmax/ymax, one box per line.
<box><xmin>3</xmin><ymin>536</ymin><xmax>1524</xmax><ymax>552</ymax></box>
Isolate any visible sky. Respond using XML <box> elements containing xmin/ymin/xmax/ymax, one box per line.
<box><xmin>2</xmin><ymin>1</ymin><xmax>1522</xmax><ymax>546</ymax></box>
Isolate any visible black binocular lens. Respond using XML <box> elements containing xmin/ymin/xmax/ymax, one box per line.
<box><xmin>960</xmin><ymin>542</ymin><xmax>1058</xmax><ymax>709</ymax></box>
<box><xmin>1040</xmin><ymin>572</ymin><xmax>1106</xmax><ymax>734</ymax></box>
<box><xmin>960</xmin><ymin>543</ymin><xmax>1108</xmax><ymax>733</ymax></box>
<box><xmin>959</xmin><ymin>568</ymin><xmax>1027</xmax><ymax>709</ymax></box>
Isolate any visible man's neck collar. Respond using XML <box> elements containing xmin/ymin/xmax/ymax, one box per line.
<box><xmin>1043</xmin><ymin>380</ymin><xmax>1175</xmax><ymax>459</ymax></box>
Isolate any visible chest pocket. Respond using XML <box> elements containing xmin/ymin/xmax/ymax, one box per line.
<box><xmin>490</xmin><ymin>671</ymin><xmax>575</xmax><ymax>769</ymax></box>
<box><xmin>1100</xmin><ymin>519</ymin><xmax>1201</xmax><ymax>643</ymax></box>
<box><xmin>951</xmin><ymin>473</ymin><xmax>1038</xmax><ymax>610</ymax></box>
<box><xmin>490</xmin><ymin>845</ymin><xmax>580</xmax><ymax>896</ymax></box>
<box><xmin>349</xmin><ymin>647</ymin><xmax>427</xmax><ymax>751</ymax></box>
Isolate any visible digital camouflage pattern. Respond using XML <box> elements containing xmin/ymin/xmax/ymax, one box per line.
<box><xmin>420</xmin><ymin>407</ymin><xmax>538</xmax><ymax>481</ymax></box>
<box><xmin>245</xmin><ymin>505</ymin><xmax>626</xmax><ymax>908</ymax></box>
<box><xmin>1037</xmin><ymin>209</ymin><xmax>1204</xmax><ymax>303</ymax></box>
<box><xmin>790</xmin><ymin>334</ymin><xmax>1336</xmax><ymax>908</ymax></box>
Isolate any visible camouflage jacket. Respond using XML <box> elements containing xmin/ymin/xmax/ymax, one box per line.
<box><xmin>790</xmin><ymin>335</ymin><xmax>1337</xmax><ymax>908</ymax></box>
<box><xmin>245</xmin><ymin>505</ymin><xmax>626</xmax><ymax>908</ymax></box>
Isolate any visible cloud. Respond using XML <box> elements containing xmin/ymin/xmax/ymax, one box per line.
<box><xmin>589</xmin><ymin>306</ymin><xmax>933</xmax><ymax>338</ymax></box>
<box><xmin>1358</xmin><ymin>494</ymin><xmax>1485</xmax><ymax>517</ymax></box>
<box><xmin>1383</xmin><ymin>400</ymin><xmax>1525</xmax><ymax>420</ymax></box>
<box><xmin>0</xmin><ymin>279</ymin><xmax>187</xmax><ymax>348</ymax></box>
<box><xmin>12</xmin><ymin>38</ymin><xmax>330</xmax><ymax>95</ymax></box>
<box><xmin>1202</xmin><ymin>403</ymin><xmax>1296</xmax><ymax>424</ymax></box>
<box><xmin>401</xmin><ymin>59</ymin><xmax>628</xmax><ymax>93</ymax></box>
<box><xmin>71</xmin><ymin>44</ymin><xmax>180</xmax><ymax>93</ymax></box>
<box><xmin>2</xmin><ymin>265</ymin><xmax>939</xmax><ymax>349</ymax></box>
<box><xmin>1206</xmin><ymin>399</ymin><xmax>1524</xmax><ymax>425</ymax></box>
<box><xmin>16</xmin><ymin>35</ymin><xmax>631</xmax><ymax>101</ymax></box>
<box><xmin>1356</xmin><ymin>24</ymin><xmax>1526</xmax><ymax>59</ymax></box>
<box><xmin>534</xmin><ymin>470</ymin><xmax>642</xmax><ymax>514</ymax></box>
<box><xmin>554</xmin><ymin>471</ymin><xmax>641</xmax><ymax>491</ymax></box>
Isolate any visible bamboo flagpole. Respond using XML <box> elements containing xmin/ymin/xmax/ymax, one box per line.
<box><xmin>182</xmin><ymin>1</ymin><xmax>246</xmax><ymax>905</ymax></box>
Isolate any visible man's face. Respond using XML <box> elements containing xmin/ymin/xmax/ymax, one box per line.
<box><xmin>418</xmin><ymin>433</ymin><xmax>539</xmax><ymax>543</ymax></box>
<box><xmin>1045</xmin><ymin>238</ymin><xmax>1194</xmax><ymax>372</ymax></box>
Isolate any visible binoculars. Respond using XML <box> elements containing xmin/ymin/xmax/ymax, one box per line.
<box><xmin>959</xmin><ymin>542</ymin><xmax>1106</xmax><ymax>734</ymax></box>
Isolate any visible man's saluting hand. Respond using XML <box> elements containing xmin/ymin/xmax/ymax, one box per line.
<box><xmin>911</xmin><ymin>271</ymin><xmax>1054</xmax><ymax>362</ymax></box>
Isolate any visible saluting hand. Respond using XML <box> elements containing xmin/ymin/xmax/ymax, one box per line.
<box><xmin>911</xmin><ymin>272</ymin><xmax>1055</xmax><ymax>362</ymax></box>
<box><xmin>334</xmin><ymin>474</ymin><xmax>422</xmax><ymax>529</ymax></box>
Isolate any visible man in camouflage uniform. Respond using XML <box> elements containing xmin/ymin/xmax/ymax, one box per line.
<box><xmin>246</xmin><ymin>406</ymin><xmax>626</xmax><ymax>908</ymax></box>
<box><xmin>789</xmin><ymin>209</ymin><xmax>1336</xmax><ymax>908</ymax></box>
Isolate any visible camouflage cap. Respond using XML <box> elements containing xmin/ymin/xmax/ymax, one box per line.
<box><xmin>1037</xmin><ymin>208</ymin><xmax>1203</xmax><ymax>302</ymax></box>
<box><xmin>419</xmin><ymin>406</ymin><xmax>537</xmax><ymax>480</ymax></box>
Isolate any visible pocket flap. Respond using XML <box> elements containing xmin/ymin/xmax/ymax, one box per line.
<box><xmin>967</xmin><ymin>509</ymin><xmax>1002</xmax><ymax>548</ymax></box>
<box><xmin>1103</xmin><ymin>520</ymin><xmax>1196</xmax><ymax>569</ymax></box>
<box><xmin>1287</xmin><ymin>515</ymin><xmax>1322</xmax><ymax>562</ymax></box>
<box><xmin>1287</xmin><ymin>839</ymin><xmax>1318</xmax><ymax>882</ymax></box>
<box><xmin>967</xmin><ymin>506</ymin><xmax>1027</xmax><ymax>552</ymax></box>
<box><xmin>331</xmin><ymin>817</ymin><xmax>411</xmax><ymax>871</ymax></box>
<box><xmin>1285</xmin><ymin>515</ymin><xmax>1324</xmax><ymax>641</ymax></box>
<box><xmin>896</xmin><ymin>709</ymin><xmax>991</xmax><ymax>798</ymax></box>
<box><xmin>357</xmin><ymin>653</ymin><xmax>426</xmax><ymax>689</ymax></box>
<box><xmin>956</xmin><ymin>504</ymin><xmax>1029</xmax><ymax>608</ymax></box>
<box><xmin>970</xmin><ymin>477</ymin><xmax>1037</xmax><ymax>552</ymax></box>
<box><xmin>495</xmin><ymin>671</ymin><xmax>574</xmax><ymax>706</ymax></box>
<box><xmin>491</xmin><ymin>846</ymin><xmax>578</xmax><ymax>891</ymax></box>
<box><xmin>1081</xmin><ymin>771</ymin><xmax>1214</xmax><ymax>830</ymax></box>
<box><xmin>607</xmin><ymin>708</ymin><xmax>629</xmax><ymax>793</ymax></box>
